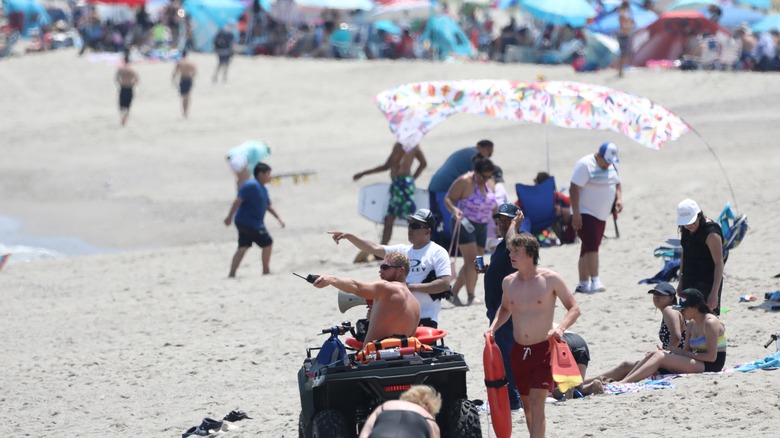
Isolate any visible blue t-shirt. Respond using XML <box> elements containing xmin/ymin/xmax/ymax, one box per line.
<box><xmin>428</xmin><ymin>147</ymin><xmax>478</xmax><ymax>192</ymax></box>
<box><xmin>234</xmin><ymin>179</ymin><xmax>269</xmax><ymax>229</ymax></box>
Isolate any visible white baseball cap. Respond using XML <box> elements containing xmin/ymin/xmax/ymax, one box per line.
<box><xmin>676</xmin><ymin>199</ymin><xmax>701</xmax><ymax>226</ymax></box>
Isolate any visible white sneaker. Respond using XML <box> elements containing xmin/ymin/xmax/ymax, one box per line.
<box><xmin>575</xmin><ymin>283</ymin><xmax>591</xmax><ymax>293</ymax></box>
<box><xmin>590</xmin><ymin>279</ymin><xmax>607</xmax><ymax>292</ymax></box>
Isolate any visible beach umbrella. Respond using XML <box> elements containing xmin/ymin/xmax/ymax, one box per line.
<box><xmin>630</xmin><ymin>11</ymin><xmax>729</xmax><ymax>66</ymax></box>
<box><xmin>751</xmin><ymin>14</ymin><xmax>780</xmax><ymax>33</ymax></box>
<box><xmin>516</xmin><ymin>0</ymin><xmax>597</xmax><ymax>27</ymax></box>
<box><xmin>589</xmin><ymin>3</ymin><xmax>658</xmax><ymax>36</ymax></box>
<box><xmin>373</xmin><ymin>80</ymin><xmax>690</xmax><ymax>152</ymax></box>
<box><xmin>373</xmin><ymin>19</ymin><xmax>402</xmax><ymax>35</ymax></box>
<box><xmin>365</xmin><ymin>0</ymin><xmax>432</xmax><ymax>23</ymax></box>
<box><xmin>293</xmin><ymin>0</ymin><xmax>373</xmax><ymax>10</ymax></box>
<box><xmin>664</xmin><ymin>0</ymin><xmax>719</xmax><ymax>11</ymax></box>
<box><xmin>734</xmin><ymin>0</ymin><xmax>771</xmax><ymax>9</ymax></box>
<box><xmin>4</xmin><ymin>0</ymin><xmax>52</xmax><ymax>36</ymax></box>
<box><xmin>183</xmin><ymin>0</ymin><xmax>247</xmax><ymax>51</ymax></box>
<box><xmin>85</xmin><ymin>0</ymin><xmax>148</xmax><ymax>6</ymax></box>
<box><xmin>708</xmin><ymin>5</ymin><xmax>765</xmax><ymax>30</ymax></box>
<box><xmin>583</xmin><ymin>29</ymin><xmax>619</xmax><ymax>69</ymax></box>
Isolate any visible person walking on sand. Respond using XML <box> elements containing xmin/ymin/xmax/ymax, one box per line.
<box><xmin>312</xmin><ymin>252</ymin><xmax>420</xmax><ymax>344</ymax></box>
<box><xmin>224</xmin><ymin>162</ymin><xmax>285</xmax><ymax>277</ymax></box>
<box><xmin>570</xmin><ymin>142</ymin><xmax>622</xmax><ymax>293</ymax></box>
<box><xmin>171</xmin><ymin>49</ymin><xmax>196</xmax><ymax>118</ymax></box>
<box><xmin>487</xmin><ymin>232</ymin><xmax>580</xmax><ymax>438</ymax></box>
<box><xmin>212</xmin><ymin>23</ymin><xmax>235</xmax><ymax>83</ymax></box>
<box><xmin>115</xmin><ymin>51</ymin><xmax>138</xmax><ymax>127</ymax></box>
<box><xmin>353</xmin><ymin>142</ymin><xmax>427</xmax><ymax>248</ymax></box>
<box><xmin>616</xmin><ymin>0</ymin><xmax>635</xmax><ymax>78</ymax></box>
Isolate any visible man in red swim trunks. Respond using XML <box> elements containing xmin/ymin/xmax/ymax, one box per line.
<box><xmin>487</xmin><ymin>231</ymin><xmax>580</xmax><ymax>438</ymax></box>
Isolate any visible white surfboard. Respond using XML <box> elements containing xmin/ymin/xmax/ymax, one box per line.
<box><xmin>358</xmin><ymin>183</ymin><xmax>430</xmax><ymax>225</ymax></box>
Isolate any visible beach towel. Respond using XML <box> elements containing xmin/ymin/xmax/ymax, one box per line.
<box><xmin>603</xmin><ymin>378</ymin><xmax>675</xmax><ymax>395</ymax></box>
<box><xmin>734</xmin><ymin>351</ymin><xmax>780</xmax><ymax>372</ymax></box>
<box><xmin>638</xmin><ymin>259</ymin><xmax>680</xmax><ymax>284</ymax></box>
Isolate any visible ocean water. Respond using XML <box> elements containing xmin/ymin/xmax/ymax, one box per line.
<box><xmin>0</xmin><ymin>215</ymin><xmax>116</xmax><ymax>265</ymax></box>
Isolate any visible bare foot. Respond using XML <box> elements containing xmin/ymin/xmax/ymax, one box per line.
<box><xmin>582</xmin><ymin>379</ymin><xmax>604</xmax><ymax>396</ymax></box>
<box><xmin>449</xmin><ymin>295</ymin><xmax>464</xmax><ymax>307</ymax></box>
<box><xmin>467</xmin><ymin>296</ymin><xmax>483</xmax><ymax>306</ymax></box>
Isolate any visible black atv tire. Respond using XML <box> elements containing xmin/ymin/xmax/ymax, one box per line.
<box><xmin>298</xmin><ymin>411</ymin><xmax>312</xmax><ymax>438</ymax></box>
<box><xmin>440</xmin><ymin>398</ymin><xmax>482</xmax><ymax>438</ymax></box>
<box><xmin>311</xmin><ymin>410</ymin><xmax>350</xmax><ymax>438</ymax></box>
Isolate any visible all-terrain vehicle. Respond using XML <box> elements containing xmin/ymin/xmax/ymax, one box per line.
<box><xmin>297</xmin><ymin>321</ymin><xmax>482</xmax><ymax>438</ymax></box>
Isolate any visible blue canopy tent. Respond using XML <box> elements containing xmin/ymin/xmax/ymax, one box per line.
<box><xmin>3</xmin><ymin>0</ymin><xmax>51</xmax><ymax>37</ymax></box>
<box><xmin>420</xmin><ymin>13</ymin><xmax>474</xmax><ymax>59</ymax></box>
<box><xmin>183</xmin><ymin>0</ymin><xmax>247</xmax><ymax>52</ymax></box>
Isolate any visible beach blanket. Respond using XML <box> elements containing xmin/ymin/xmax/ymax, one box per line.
<box><xmin>603</xmin><ymin>377</ymin><xmax>676</xmax><ymax>395</ymax></box>
<box><xmin>638</xmin><ymin>259</ymin><xmax>680</xmax><ymax>284</ymax></box>
<box><xmin>734</xmin><ymin>351</ymin><xmax>780</xmax><ymax>372</ymax></box>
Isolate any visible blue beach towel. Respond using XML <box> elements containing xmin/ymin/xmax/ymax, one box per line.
<box><xmin>735</xmin><ymin>351</ymin><xmax>780</xmax><ymax>372</ymax></box>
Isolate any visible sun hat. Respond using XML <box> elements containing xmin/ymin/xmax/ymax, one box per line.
<box><xmin>647</xmin><ymin>282</ymin><xmax>676</xmax><ymax>296</ymax></box>
<box><xmin>493</xmin><ymin>203</ymin><xmax>520</xmax><ymax>219</ymax></box>
<box><xmin>408</xmin><ymin>208</ymin><xmax>435</xmax><ymax>228</ymax></box>
<box><xmin>676</xmin><ymin>199</ymin><xmax>701</xmax><ymax>226</ymax></box>
<box><xmin>673</xmin><ymin>288</ymin><xmax>706</xmax><ymax>310</ymax></box>
<box><xmin>598</xmin><ymin>142</ymin><xmax>619</xmax><ymax>164</ymax></box>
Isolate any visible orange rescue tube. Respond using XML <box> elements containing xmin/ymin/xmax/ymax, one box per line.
<box><xmin>483</xmin><ymin>333</ymin><xmax>512</xmax><ymax>438</ymax></box>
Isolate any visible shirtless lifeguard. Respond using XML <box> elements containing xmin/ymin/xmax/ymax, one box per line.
<box><xmin>487</xmin><ymin>231</ymin><xmax>580</xmax><ymax>438</ymax></box>
<box><xmin>353</xmin><ymin>142</ymin><xmax>427</xmax><ymax>247</ymax></box>
<box><xmin>115</xmin><ymin>52</ymin><xmax>138</xmax><ymax>127</ymax></box>
<box><xmin>313</xmin><ymin>252</ymin><xmax>420</xmax><ymax>343</ymax></box>
<box><xmin>172</xmin><ymin>49</ymin><xmax>197</xmax><ymax>118</ymax></box>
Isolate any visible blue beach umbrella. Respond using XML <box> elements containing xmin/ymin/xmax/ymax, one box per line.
<box><xmin>517</xmin><ymin>0</ymin><xmax>597</xmax><ymax>27</ymax></box>
<box><xmin>373</xmin><ymin>19</ymin><xmax>402</xmax><ymax>35</ymax></box>
<box><xmin>734</xmin><ymin>0</ymin><xmax>771</xmax><ymax>10</ymax></box>
<box><xmin>3</xmin><ymin>0</ymin><xmax>51</xmax><ymax>37</ymax></box>
<box><xmin>665</xmin><ymin>0</ymin><xmax>720</xmax><ymax>11</ymax></box>
<box><xmin>751</xmin><ymin>14</ymin><xmax>780</xmax><ymax>33</ymax></box>
<box><xmin>707</xmin><ymin>5</ymin><xmax>765</xmax><ymax>30</ymax></box>
<box><xmin>183</xmin><ymin>0</ymin><xmax>248</xmax><ymax>52</ymax></box>
<box><xmin>294</xmin><ymin>0</ymin><xmax>373</xmax><ymax>9</ymax></box>
<box><xmin>589</xmin><ymin>3</ymin><xmax>658</xmax><ymax>35</ymax></box>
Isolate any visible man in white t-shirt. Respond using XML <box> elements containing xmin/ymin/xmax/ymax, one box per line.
<box><xmin>329</xmin><ymin>209</ymin><xmax>453</xmax><ymax>327</ymax></box>
<box><xmin>569</xmin><ymin>142</ymin><xmax>623</xmax><ymax>293</ymax></box>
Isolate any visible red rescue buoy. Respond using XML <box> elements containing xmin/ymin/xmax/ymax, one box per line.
<box><xmin>483</xmin><ymin>333</ymin><xmax>512</xmax><ymax>438</ymax></box>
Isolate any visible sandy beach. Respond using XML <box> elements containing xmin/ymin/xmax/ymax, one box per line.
<box><xmin>1</xmin><ymin>49</ymin><xmax>780</xmax><ymax>437</ymax></box>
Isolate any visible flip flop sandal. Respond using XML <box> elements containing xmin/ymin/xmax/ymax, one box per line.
<box><xmin>182</xmin><ymin>425</ymin><xmax>209</xmax><ymax>438</ymax></box>
<box><xmin>223</xmin><ymin>410</ymin><xmax>252</xmax><ymax>422</ymax></box>
<box><xmin>200</xmin><ymin>418</ymin><xmax>224</xmax><ymax>432</ymax></box>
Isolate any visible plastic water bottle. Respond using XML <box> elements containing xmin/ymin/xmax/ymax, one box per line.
<box><xmin>461</xmin><ymin>218</ymin><xmax>475</xmax><ymax>233</ymax></box>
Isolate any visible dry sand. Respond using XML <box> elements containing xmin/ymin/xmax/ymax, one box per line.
<box><xmin>1</xmin><ymin>49</ymin><xmax>780</xmax><ymax>437</ymax></box>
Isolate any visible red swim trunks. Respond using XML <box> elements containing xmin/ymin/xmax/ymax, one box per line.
<box><xmin>510</xmin><ymin>340</ymin><xmax>552</xmax><ymax>396</ymax></box>
<box><xmin>577</xmin><ymin>213</ymin><xmax>606</xmax><ymax>256</ymax></box>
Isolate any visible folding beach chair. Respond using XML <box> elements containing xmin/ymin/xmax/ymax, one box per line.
<box><xmin>515</xmin><ymin>177</ymin><xmax>559</xmax><ymax>235</ymax></box>
<box><xmin>717</xmin><ymin>203</ymin><xmax>748</xmax><ymax>262</ymax></box>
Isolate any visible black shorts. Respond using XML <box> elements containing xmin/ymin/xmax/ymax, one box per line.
<box><xmin>218</xmin><ymin>54</ymin><xmax>232</xmax><ymax>65</ymax></box>
<box><xmin>237</xmin><ymin>225</ymin><xmax>273</xmax><ymax>248</ymax></box>
<box><xmin>704</xmin><ymin>351</ymin><xmax>727</xmax><ymax>373</ymax></box>
<box><xmin>179</xmin><ymin>77</ymin><xmax>193</xmax><ymax>95</ymax></box>
<box><xmin>119</xmin><ymin>87</ymin><xmax>133</xmax><ymax>109</ymax></box>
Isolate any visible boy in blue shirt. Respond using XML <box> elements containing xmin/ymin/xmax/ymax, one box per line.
<box><xmin>224</xmin><ymin>162</ymin><xmax>285</xmax><ymax>277</ymax></box>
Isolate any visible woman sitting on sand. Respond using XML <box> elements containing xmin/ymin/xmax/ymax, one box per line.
<box><xmin>585</xmin><ymin>282</ymin><xmax>686</xmax><ymax>383</ymax></box>
<box><xmin>359</xmin><ymin>385</ymin><xmax>441</xmax><ymax>438</ymax></box>
<box><xmin>620</xmin><ymin>288</ymin><xmax>727</xmax><ymax>383</ymax></box>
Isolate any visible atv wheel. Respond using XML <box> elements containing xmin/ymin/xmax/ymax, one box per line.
<box><xmin>440</xmin><ymin>398</ymin><xmax>482</xmax><ymax>438</ymax></box>
<box><xmin>299</xmin><ymin>411</ymin><xmax>312</xmax><ymax>438</ymax></box>
<box><xmin>311</xmin><ymin>410</ymin><xmax>350</xmax><ymax>438</ymax></box>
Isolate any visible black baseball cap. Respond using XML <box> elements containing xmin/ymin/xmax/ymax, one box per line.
<box><xmin>647</xmin><ymin>282</ymin><xmax>676</xmax><ymax>296</ymax></box>
<box><xmin>673</xmin><ymin>288</ymin><xmax>706</xmax><ymax>310</ymax></box>
<box><xmin>408</xmin><ymin>208</ymin><xmax>435</xmax><ymax>228</ymax></box>
<box><xmin>493</xmin><ymin>203</ymin><xmax>520</xmax><ymax>219</ymax></box>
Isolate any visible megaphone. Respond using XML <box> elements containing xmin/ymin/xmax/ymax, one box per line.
<box><xmin>338</xmin><ymin>290</ymin><xmax>367</xmax><ymax>313</ymax></box>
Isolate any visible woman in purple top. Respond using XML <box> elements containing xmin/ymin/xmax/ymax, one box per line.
<box><xmin>444</xmin><ymin>158</ymin><xmax>498</xmax><ymax>306</ymax></box>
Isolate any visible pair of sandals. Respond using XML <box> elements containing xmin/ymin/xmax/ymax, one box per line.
<box><xmin>182</xmin><ymin>411</ymin><xmax>252</xmax><ymax>438</ymax></box>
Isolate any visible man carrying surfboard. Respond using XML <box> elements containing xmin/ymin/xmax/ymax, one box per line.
<box><xmin>329</xmin><ymin>209</ymin><xmax>452</xmax><ymax>328</ymax></box>
<box><xmin>353</xmin><ymin>142</ymin><xmax>427</xmax><ymax>247</ymax></box>
<box><xmin>487</xmin><ymin>230</ymin><xmax>581</xmax><ymax>438</ymax></box>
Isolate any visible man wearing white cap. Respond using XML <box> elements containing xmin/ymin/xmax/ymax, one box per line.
<box><xmin>569</xmin><ymin>142</ymin><xmax>623</xmax><ymax>293</ymax></box>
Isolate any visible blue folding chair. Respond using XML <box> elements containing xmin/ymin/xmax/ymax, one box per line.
<box><xmin>515</xmin><ymin>177</ymin><xmax>559</xmax><ymax>236</ymax></box>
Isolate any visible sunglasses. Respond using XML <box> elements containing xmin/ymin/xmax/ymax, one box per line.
<box><xmin>380</xmin><ymin>264</ymin><xmax>403</xmax><ymax>270</ymax></box>
<box><xmin>408</xmin><ymin>223</ymin><xmax>430</xmax><ymax>230</ymax></box>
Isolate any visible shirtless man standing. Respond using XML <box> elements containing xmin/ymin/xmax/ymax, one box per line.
<box><xmin>313</xmin><ymin>252</ymin><xmax>421</xmax><ymax>343</ymax></box>
<box><xmin>616</xmin><ymin>0</ymin><xmax>635</xmax><ymax>78</ymax></box>
<box><xmin>172</xmin><ymin>49</ymin><xmax>197</xmax><ymax>118</ymax></box>
<box><xmin>353</xmin><ymin>142</ymin><xmax>427</xmax><ymax>246</ymax></box>
<box><xmin>115</xmin><ymin>52</ymin><xmax>139</xmax><ymax>127</ymax></box>
<box><xmin>487</xmin><ymin>229</ymin><xmax>581</xmax><ymax>438</ymax></box>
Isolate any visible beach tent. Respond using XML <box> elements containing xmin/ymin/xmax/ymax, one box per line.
<box><xmin>183</xmin><ymin>0</ymin><xmax>248</xmax><ymax>52</ymax></box>
<box><xmin>420</xmin><ymin>14</ymin><xmax>474</xmax><ymax>59</ymax></box>
<box><xmin>3</xmin><ymin>0</ymin><xmax>51</xmax><ymax>37</ymax></box>
<box><xmin>630</xmin><ymin>10</ymin><xmax>729</xmax><ymax>67</ymax></box>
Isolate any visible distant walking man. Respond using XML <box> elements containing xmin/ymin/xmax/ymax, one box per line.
<box><xmin>172</xmin><ymin>49</ymin><xmax>197</xmax><ymax>118</ymax></box>
<box><xmin>570</xmin><ymin>142</ymin><xmax>622</xmax><ymax>293</ymax></box>
<box><xmin>353</xmin><ymin>142</ymin><xmax>427</xmax><ymax>246</ymax></box>
<box><xmin>224</xmin><ymin>162</ymin><xmax>285</xmax><ymax>277</ymax></box>
<box><xmin>213</xmin><ymin>24</ymin><xmax>235</xmax><ymax>83</ymax></box>
<box><xmin>115</xmin><ymin>51</ymin><xmax>138</xmax><ymax>127</ymax></box>
<box><xmin>616</xmin><ymin>0</ymin><xmax>635</xmax><ymax>77</ymax></box>
<box><xmin>487</xmin><ymin>232</ymin><xmax>580</xmax><ymax>438</ymax></box>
